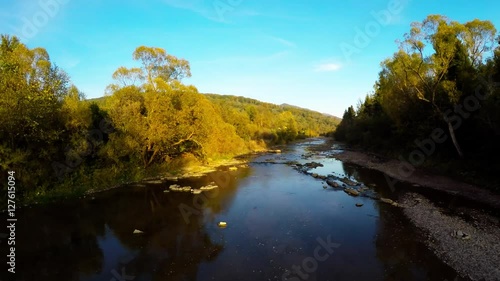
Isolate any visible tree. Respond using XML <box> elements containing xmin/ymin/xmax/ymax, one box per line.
<box><xmin>0</xmin><ymin>35</ymin><xmax>72</xmax><ymax>193</ymax></box>
<box><xmin>383</xmin><ymin>15</ymin><xmax>496</xmax><ymax>158</ymax></box>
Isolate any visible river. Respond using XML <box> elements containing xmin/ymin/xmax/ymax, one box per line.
<box><xmin>8</xmin><ymin>138</ymin><xmax>464</xmax><ymax>281</ymax></box>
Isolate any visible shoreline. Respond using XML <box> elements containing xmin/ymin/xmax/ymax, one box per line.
<box><xmin>332</xmin><ymin>149</ymin><xmax>500</xmax><ymax>210</ymax></box>
<box><xmin>332</xmin><ymin>146</ymin><xmax>500</xmax><ymax>281</ymax></box>
<box><xmin>8</xmin><ymin>148</ymin><xmax>279</xmax><ymax>211</ymax></box>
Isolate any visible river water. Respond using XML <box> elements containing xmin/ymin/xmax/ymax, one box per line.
<box><xmin>8</xmin><ymin>138</ymin><xmax>464</xmax><ymax>281</ymax></box>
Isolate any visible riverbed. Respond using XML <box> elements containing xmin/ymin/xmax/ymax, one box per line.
<box><xmin>3</xmin><ymin>138</ymin><xmax>470</xmax><ymax>281</ymax></box>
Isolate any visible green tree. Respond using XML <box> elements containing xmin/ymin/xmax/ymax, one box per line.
<box><xmin>383</xmin><ymin>15</ymin><xmax>496</xmax><ymax>157</ymax></box>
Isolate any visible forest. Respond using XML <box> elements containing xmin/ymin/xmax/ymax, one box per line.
<box><xmin>334</xmin><ymin>15</ymin><xmax>500</xmax><ymax>191</ymax></box>
<box><xmin>0</xmin><ymin>36</ymin><xmax>340</xmax><ymax>205</ymax></box>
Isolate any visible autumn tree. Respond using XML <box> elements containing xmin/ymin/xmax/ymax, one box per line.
<box><xmin>0</xmin><ymin>35</ymin><xmax>76</xmax><ymax>193</ymax></box>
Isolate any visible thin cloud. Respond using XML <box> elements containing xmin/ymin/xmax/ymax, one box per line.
<box><xmin>269</xmin><ymin>36</ymin><xmax>296</xmax><ymax>48</ymax></box>
<box><xmin>163</xmin><ymin>0</ymin><xmax>221</xmax><ymax>22</ymax></box>
<box><xmin>163</xmin><ymin>0</ymin><xmax>246</xmax><ymax>23</ymax></box>
<box><xmin>315</xmin><ymin>63</ymin><xmax>342</xmax><ymax>72</ymax></box>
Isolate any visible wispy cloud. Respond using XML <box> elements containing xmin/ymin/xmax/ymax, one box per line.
<box><xmin>268</xmin><ymin>36</ymin><xmax>296</xmax><ymax>48</ymax></box>
<box><xmin>162</xmin><ymin>0</ymin><xmax>246</xmax><ymax>23</ymax></box>
<box><xmin>163</xmin><ymin>0</ymin><xmax>223</xmax><ymax>22</ymax></box>
<box><xmin>314</xmin><ymin>63</ymin><xmax>342</xmax><ymax>72</ymax></box>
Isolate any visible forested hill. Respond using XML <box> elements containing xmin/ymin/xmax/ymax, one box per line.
<box><xmin>0</xmin><ymin>34</ymin><xmax>339</xmax><ymax>204</ymax></box>
<box><xmin>334</xmin><ymin>15</ymin><xmax>500</xmax><ymax>191</ymax></box>
<box><xmin>203</xmin><ymin>94</ymin><xmax>341</xmax><ymax>140</ymax></box>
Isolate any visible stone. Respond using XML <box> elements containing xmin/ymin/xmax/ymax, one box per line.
<box><xmin>344</xmin><ymin>188</ymin><xmax>360</xmax><ymax>197</ymax></box>
<box><xmin>228</xmin><ymin>166</ymin><xmax>238</xmax><ymax>171</ymax></box>
<box><xmin>341</xmin><ymin>177</ymin><xmax>359</xmax><ymax>186</ymax></box>
<box><xmin>200</xmin><ymin>184</ymin><xmax>218</xmax><ymax>191</ymax></box>
<box><xmin>355</xmin><ymin>203</ymin><xmax>364</xmax><ymax>207</ymax></box>
<box><xmin>326</xmin><ymin>180</ymin><xmax>340</xmax><ymax>188</ymax></box>
<box><xmin>451</xmin><ymin>230</ymin><xmax>471</xmax><ymax>240</ymax></box>
<box><xmin>133</xmin><ymin>229</ymin><xmax>144</xmax><ymax>234</ymax></box>
<box><xmin>169</xmin><ymin>184</ymin><xmax>182</xmax><ymax>191</ymax></box>
<box><xmin>218</xmin><ymin>222</ymin><xmax>227</xmax><ymax>228</ymax></box>
<box><xmin>380</xmin><ymin>198</ymin><xmax>400</xmax><ymax>207</ymax></box>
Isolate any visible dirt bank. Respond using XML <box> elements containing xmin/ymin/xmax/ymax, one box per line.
<box><xmin>333</xmin><ymin>149</ymin><xmax>500</xmax><ymax>210</ymax></box>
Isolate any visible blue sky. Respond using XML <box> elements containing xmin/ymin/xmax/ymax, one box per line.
<box><xmin>1</xmin><ymin>0</ymin><xmax>499</xmax><ymax>117</ymax></box>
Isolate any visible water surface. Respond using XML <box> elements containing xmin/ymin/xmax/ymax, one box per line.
<box><xmin>4</xmin><ymin>138</ymin><xmax>464</xmax><ymax>281</ymax></box>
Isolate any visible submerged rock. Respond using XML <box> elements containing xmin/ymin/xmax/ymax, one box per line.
<box><xmin>304</xmin><ymin>162</ymin><xmax>324</xmax><ymax>169</ymax></box>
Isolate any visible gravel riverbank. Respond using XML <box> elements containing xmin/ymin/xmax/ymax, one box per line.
<box><xmin>332</xmin><ymin>148</ymin><xmax>500</xmax><ymax>280</ymax></box>
<box><xmin>401</xmin><ymin>193</ymin><xmax>500</xmax><ymax>281</ymax></box>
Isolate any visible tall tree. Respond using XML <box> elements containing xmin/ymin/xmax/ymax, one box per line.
<box><xmin>383</xmin><ymin>15</ymin><xmax>496</xmax><ymax>158</ymax></box>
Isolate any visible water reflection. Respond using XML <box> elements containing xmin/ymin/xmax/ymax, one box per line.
<box><xmin>6</xmin><ymin>138</ymin><xmax>466</xmax><ymax>281</ymax></box>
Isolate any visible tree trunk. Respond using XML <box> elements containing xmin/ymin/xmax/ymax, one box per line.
<box><xmin>447</xmin><ymin>121</ymin><xmax>464</xmax><ymax>158</ymax></box>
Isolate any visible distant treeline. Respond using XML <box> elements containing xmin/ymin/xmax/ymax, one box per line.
<box><xmin>0</xmin><ymin>35</ymin><xmax>339</xmax><ymax>203</ymax></box>
<box><xmin>334</xmin><ymin>15</ymin><xmax>500</xmax><ymax>190</ymax></box>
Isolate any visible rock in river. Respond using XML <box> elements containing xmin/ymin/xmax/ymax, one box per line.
<box><xmin>326</xmin><ymin>180</ymin><xmax>340</xmax><ymax>188</ymax></box>
<box><xmin>344</xmin><ymin>188</ymin><xmax>360</xmax><ymax>197</ymax></box>
<box><xmin>341</xmin><ymin>177</ymin><xmax>360</xmax><ymax>186</ymax></box>
<box><xmin>200</xmin><ymin>184</ymin><xmax>218</xmax><ymax>191</ymax></box>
